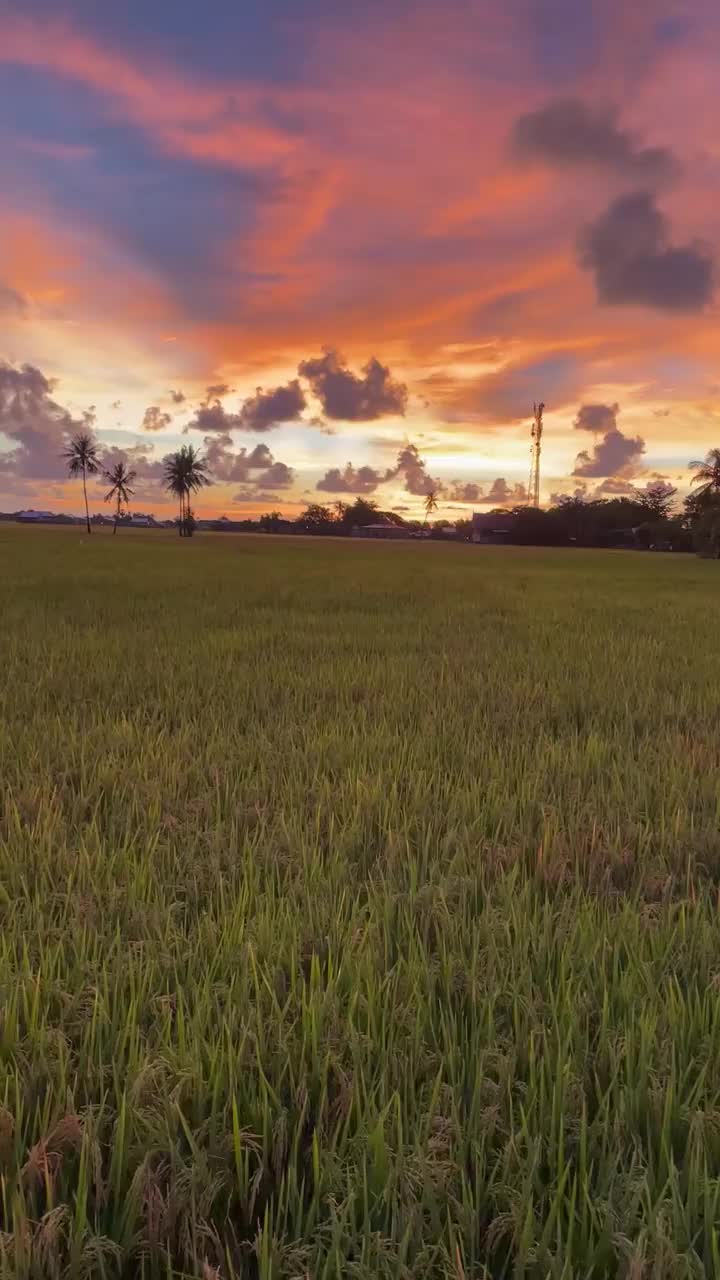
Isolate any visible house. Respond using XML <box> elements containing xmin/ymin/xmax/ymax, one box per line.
<box><xmin>470</xmin><ymin>512</ymin><xmax>514</xmax><ymax>544</ymax></box>
<box><xmin>16</xmin><ymin>510</ymin><xmax>79</xmax><ymax>525</ymax></box>
<box><xmin>16</xmin><ymin>509</ymin><xmax>58</xmax><ymax>522</ymax></box>
<box><xmin>129</xmin><ymin>515</ymin><xmax>155</xmax><ymax>528</ymax></box>
<box><xmin>351</xmin><ymin>522</ymin><xmax>411</xmax><ymax>539</ymax></box>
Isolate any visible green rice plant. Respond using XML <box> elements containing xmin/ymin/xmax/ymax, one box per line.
<box><xmin>1</xmin><ymin>526</ymin><xmax>720</xmax><ymax>1276</ymax></box>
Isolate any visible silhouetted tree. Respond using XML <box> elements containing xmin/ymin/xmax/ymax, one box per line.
<box><xmin>684</xmin><ymin>449</ymin><xmax>720</xmax><ymax>556</ymax></box>
<box><xmin>163</xmin><ymin>445</ymin><xmax>209</xmax><ymax>535</ymax></box>
<box><xmin>423</xmin><ymin>489</ymin><xmax>439</xmax><ymax>528</ymax></box>
<box><xmin>340</xmin><ymin>498</ymin><xmax>379</xmax><ymax>530</ymax></box>
<box><xmin>689</xmin><ymin>449</ymin><xmax>720</xmax><ymax>501</ymax></box>
<box><xmin>639</xmin><ymin>481</ymin><xmax>677</xmax><ymax>519</ymax></box>
<box><xmin>694</xmin><ymin>508</ymin><xmax>720</xmax><ymax>557</ymax></box>
<box><xmin>164</xmin><ymin>453</ymin><xmax>186</xmax><ymax>533</ymax></box>
<box><xmin>64</xmin><ymin>432</ymin><xmax>100</xmax><ymax>534</ymax></box>
<box><xmin>103</xmin><ymin>460</ymin><xmax>136</xmax><ymax>534</ymax></box>
<box><xmin>553</xmin><ymin>495</ymin><xmax>591</xmax><ymax>544</ymax></box>
<box><xmin>297</xmin><ymin>504</ymin><xmax>335</xmax><ymax>534</ymax></box>
<box><xmin>471</xmin><ymin>492</ymin><xmax>691</xmax><ymax>552</ymax></box>
<box><xmin>258</xmin><ymin>510</ymin><xmax>283</xmax><ymax>532</ymax></box>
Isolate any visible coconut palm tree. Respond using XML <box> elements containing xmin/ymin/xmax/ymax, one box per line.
<box><xmin>163</xmin><ymin>445</ymin><xmax>209</xmax><ymax>535</ymax></box>
<box><xmin>64</xmin><ymin>432</ymin><xmax>100</xmax><ymax>534</ymax></box>
<box><xmin>689</xmin><ymin>448</ymin><xmax>720</xmax><ymax>499</ymax></box>
<box><xmin>163</xmin><ymin>451</ymin><xmax>186</xmax><ymax>534</ymax></box>
<box><xmin>103</xmin><ymin>461</ymin><xmax>136</xmax><ymax>534</ymax></box>
<box><xmin>422</xmin><ymin>488</ymin><xmax>439</xmax><ymax>529</ymax></box>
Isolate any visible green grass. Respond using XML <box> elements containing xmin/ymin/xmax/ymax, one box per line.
<box><xmin>2</xmin><ymin>526</ymin><xmax>720</xmax><ymax>1278</ymax></box>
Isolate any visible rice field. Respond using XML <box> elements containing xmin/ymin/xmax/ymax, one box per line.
<box><xmin>2</xmin><ymin>525</ymin><xmax>720</xmax><ymax>1279</ymax></box>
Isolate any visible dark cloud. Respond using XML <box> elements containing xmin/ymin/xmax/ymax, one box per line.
<box><xmin>239</xmin><ymin>379</ymin><xmax>306</xmax><ymax>431</ymax></box>
<box><xmin>574</xmin><ymin>428</ymin><xmax>646</xmax><ymax>478</ymax></box>
<box><xmin>202</xmin><ymin>434</ymin><xmax>267</xmax><ymax>479</ymax></box>
<box><xmin>550</xmin><ymin>485</ymin><xmax>588</xmax><ymax>504</ymax></box>
<box><xmin>169</xmin><ymin>389</ymin><xmax>186</xmax><ymax>404</ymax></box>
<box><xmin>185</xmin><ymin>400</ymin><xmax>243</xmax><ymax>434</ymax></box>
<box><xmin>0</xmin><ymin>284</ymin><xmax>27</xmax><ymax>315</ymax></box>
<box><xmin>316</xmin><ymin>441</ymin><xmax>440</xmax><ymax>498</ymax></box>
<box><xmin>260</xmin><ymin>460</ymin><xmax>294</xmax><ymax>488</ymax></box>
<box><xmin>201</xmin><ymin>434</ymin><xmax>294</xmax><ymax>489</ymax></box>
<box><xmin>185</xmin><ymin>379</ymin><xmax>306</xmax><ymax>435</ymax></box>
<box><xmin>316</xmin><ymin>463</ymin><xmax>385</xmax><ymax>494</ymax></box>
<box><xmin>299</xmin><ymin>350</ymin><xmax>407</xmax><ymax>421</ymax></box>
<box><xmin>142</xmin><ymin>405</ymin><xmax>172</xmax><ymax>432</ymax></box>
<box><xmin>592</xmin><ymin>477</ymin><xmax>639</xmax><ymax>496</ymax></box>
<box><xmin>392</xmin><ymin>443</ymin><xmax>440</xmax><ymax>496</ymax></box>
<box><xmin>111</xmin><ymin>399</ymin><xmax>122</xmax><ymax>411</ymax></box>
<box><xmin>578</xmin><ymin>191</ymin><xmax>714</xmax><ymax>311</ymax></box>
<box><xmin>232</xmin><ymin>489</ymin><xmax>286</xmax><ymax>505</ymax></box>
<box><xmin>512</xmin><ymin>98</ymin><xmax>677</xmax><ymax>182</ymax></box>
<box><xmin>205</xmin><ymin>383</ymin><xmax>232</xmax><ymax>400</ymax></box>
<box><xmin>484</xmin><ymin>478</ymin><xmax>528</xmax><ymax>506</ymax></box>
<box><xmin>446</xmin><ymin>481</ymin><xmax>482</xmax><ymax>503</ymax></box>
<box><xmin>0</xmin><ymin>361</ymin><xmax>83</xmax><ymax>480</ymax></box>
<box><xmin>574</xmin><ymin>402</ymin><xmax>619</xmax><ymax>432</ymax></box>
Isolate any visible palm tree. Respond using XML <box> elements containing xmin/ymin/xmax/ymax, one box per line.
<box><xmin>103</xmin><ymin>461</ymin><xmax>136</xmax><ymax>534</ymax></box>
<box><xmin>163</xmin><ymin>451</ymin><xmax>186</xmax><ymax>534</ymax></box>
<box><xmin>689</xmin><ymin>448</ymin><xmax>720</xmax><ymax>499</ymax></box>
<box><xmin>64</xmin><ymin>432</ymin><xmax>100</xmax><ymax>533</ymax></box>
<box><xmin>422</xmin><ymin>488</ymin><xmax>439</xmax><ymax>529</ymax></box>
<box><xmin>163</xmin><ymin>445</ymin><xmax>210</xmax><ymax>535</ymax></box>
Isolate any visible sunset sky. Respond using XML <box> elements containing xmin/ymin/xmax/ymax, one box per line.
<box><xmin>1</xmin><ymin>0</ymin><xmax>719</xmax><ymax>518</ymax></box>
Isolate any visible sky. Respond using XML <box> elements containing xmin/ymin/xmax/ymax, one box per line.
<box><xmin>1</xmin><ymin>0</ymin><xmax>719</xmax><ymax>519</ymax></box>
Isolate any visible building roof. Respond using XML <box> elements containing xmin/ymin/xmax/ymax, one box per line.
<box><xmin>471</xmin><ymin>511</ymin><xmax>514</xmax><ymax>531</ymax></box>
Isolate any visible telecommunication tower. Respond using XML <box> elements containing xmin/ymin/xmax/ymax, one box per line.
<box><xmin>528</xmin><ymin>401</ymin><xmax>544</xmax><ymax>508</ymax></box>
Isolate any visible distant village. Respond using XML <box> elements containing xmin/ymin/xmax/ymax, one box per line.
<box><xmin>0</xmin><ymin>502</ymin><xmax>697</xmax><ymax>551</ymax></box>
<box><xmin>0</xmin><ymin>507</ymin><xmax>467</xmax><ymax>539</ymax></box>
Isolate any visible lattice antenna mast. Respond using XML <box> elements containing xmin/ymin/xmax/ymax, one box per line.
<box><xmin>528</xmin><ymin>401</ymin><xmax>545</xmax><ymax>508</ymax></box>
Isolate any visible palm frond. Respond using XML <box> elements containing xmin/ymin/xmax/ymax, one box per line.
<box><xmin>103</xmin><ymin>462</ymin><xmax>137</xmax><ymax>504</ymax></box>
<box><xmin>163</xmin><ymin>445</ymin><xmax>210</xmax><ymax>497</ymax></box>
<box><xmin>63</xmin><ymin>431</ymin><xmax>100</xmax><ymax>475</ymax></box>
<box><xmin>690</xmin><ymin>449</ymin><xmax>720</xmax><ymax>491</ymax></box>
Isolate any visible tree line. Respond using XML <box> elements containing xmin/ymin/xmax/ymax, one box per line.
<box><xmin>63</xmin><ymin>433</ymin><xmax>720</xmax><ymax>557</ymax></box>
<box><xmin>262</xmin><ymin>456</ymin><xmax>720</xmax><ymax>557</ymax></box>
<box><xmin>464</xmin><ymin>454</ymin><xmax>720</xmax><ymax>556</ymax></box>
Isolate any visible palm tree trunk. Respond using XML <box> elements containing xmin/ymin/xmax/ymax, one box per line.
<box><xmin>114</xmin><ymin>492</ymin><xmax>120</xmax><ymax>534</ymax></box>
<box><xmin>179</xmin><ymin>494</ymin><xmax>185</xmax><ymax>535</ymax></box>
<box><xmin>83</xmin><ymin>467</ymin><xmax>91</xmax><ymax>534</ymax></box>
